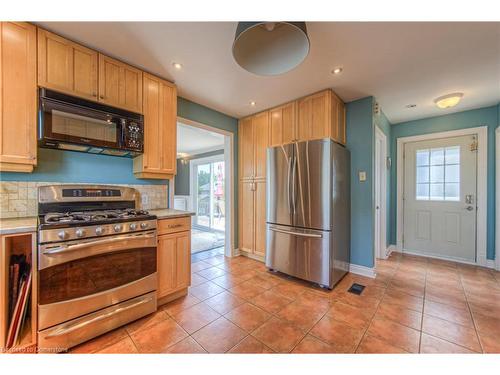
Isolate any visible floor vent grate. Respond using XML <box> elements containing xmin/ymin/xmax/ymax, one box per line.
<box><xmin>348</xmin><ymin>283</ymin><xmax>365</xmax><ymax>295</ymax></box>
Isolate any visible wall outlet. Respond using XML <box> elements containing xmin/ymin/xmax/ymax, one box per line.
<box><xmin>141</xmin><ymin>194</ymin><xmax>149</xmax><ymax>206</ymax></box>
<box><xmin>359</xmin><ymin>171</ymin><xmax>367</xmax><ymax>182</ymax></box>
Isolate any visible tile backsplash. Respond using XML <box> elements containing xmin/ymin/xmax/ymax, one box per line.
<box><xmin>0</xmin><ymin>181</ymin><xmax>168</xmax><ymax>219</ymax></box>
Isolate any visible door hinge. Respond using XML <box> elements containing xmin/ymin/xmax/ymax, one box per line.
<box><xmin>470</xmin><ymin>136</ymin><xmax>478</xmax><ymax>152</ymax></box>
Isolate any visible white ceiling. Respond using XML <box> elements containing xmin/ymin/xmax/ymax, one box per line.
<box><xmin>177</xmin><ymin>122</ymin><xmax>224</xmax><ymax>156</ymax></box>
<box><xmin>37</xmin><ymin>22</ymin><xmax>500</xmax><ymax>123</ymax></box>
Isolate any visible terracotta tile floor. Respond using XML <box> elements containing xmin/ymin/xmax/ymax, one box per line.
<box><xmin>71</xmin><ymin>251</ymin><xmax>500</xmax><ymax>354</ymax></box>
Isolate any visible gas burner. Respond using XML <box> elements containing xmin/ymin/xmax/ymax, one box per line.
<box><xmin>43</xmin><ymin>209</ymin><xmax>151</xmax><ymax>225</ymax></box>
<box><xmin>44</xmin><ymin>212</ymin><xmax>90</xmax><ymax>223</ymax></box>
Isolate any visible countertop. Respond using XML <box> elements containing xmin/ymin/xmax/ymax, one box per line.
<box><xmin>0</xmin><ymin>217</ymin><xmax>38</xmax><ymax>235</ymax></box>
<box><xmin>148</xmin><ymin>208</ymin><xmax>195</xmax><ymax>219</ymax></box>
<box><xmin>0</xmin><ymin>209</ymin><xmax>193</xmax><ymax>235</ymax></box>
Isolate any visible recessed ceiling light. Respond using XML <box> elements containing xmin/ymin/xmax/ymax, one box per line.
<box><xmin>250</xmin><ymin>101</ymin><xmax>256</xmax><ymax>106</ymax></box>
<box><xmin>434</xmin><ymin>92</ymin><xmax>463</xmax><ymax>109</ymax></box>
<box><xmin>405</xmin><ymin>104</ymin><xmax>417</xmax><ymax>108</ymax></box>
<box><xmin>332</xmin><ymin>67</ymin><xmax>343</xmax><ymax>75</ymax></box>
<box><xmin>172</xmin><ymin>62</ymin><xmax>183</xmax><ymax>70</ymax></box>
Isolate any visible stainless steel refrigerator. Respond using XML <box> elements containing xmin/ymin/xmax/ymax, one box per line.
<box><xmin>266</xmin><ymin>138</ymin><xmax>350</xmax><ymax>289</ymax></box>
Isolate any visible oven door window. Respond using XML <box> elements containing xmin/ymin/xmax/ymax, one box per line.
<box><xmin>39</xmin><ymin>247</ymin><xmax>156</xmax><ymax>305</ymax></box>
<box><xmin>41</xmin><ymin>99</ymin><xmax>121</xmax><ymax>148</ymax></box>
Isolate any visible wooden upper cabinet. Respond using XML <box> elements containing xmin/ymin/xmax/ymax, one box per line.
<box><xmin>98</xmin><ymin>54</ymin><xmax>143</xmax><ymax>113</ymax></box>
<box><xmin>134</xmin><ymin>73</ymin><xmax>177</xmax><ymax>178</ymax></box>
<box><xmin>37</xmin><ymin>28</ymin><xmax>98</xmax><ymax>100</ymax></box>
<box><xmin>238</xmin><ymin>116</ymin><xmax>254</xmax><ymax>180</ymax></box>
<box><xmin>297</xmin><ymin>90</ymin><xmax>331</xmax><ymax>141</ymax></box>
<box><xmin>0</xmin><ymin>22</ymin><xmax>37</xmax><ymax>172</ymax></box>
<box><xmin>269</xmin><ymin>102</ymin><xmax>296</xmax><ymax>146</ymax></box>
<box><xmin>253</xmin><ymin>111</ymin><xmax>269</xmax><ymax>180</ymax></box>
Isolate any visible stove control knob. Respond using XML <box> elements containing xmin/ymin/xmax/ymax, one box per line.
<box><xmin>75</xmin><ymin>229</ymin><xmax>86</xmax><ymax>238</ymax></box>
<box><xmin>140</xmin><ymin>222</ymin><xmax>148</xmax><ymax>229</ymax></box>
<box><xmin>129</xmin><ymin>223</ymin><xmax>137</xmax><ymax>230</ymax></box>
<box><xmin>58</xmin><ymin>230</ymin><xmax>69</xmax><ymax>240</ymax></box>
<box><xmin>114</xmin><ymin>224</ymin><xmax>122</xmax><ymax>232</ymax></box>
<box><xmin>95</xmin><ymin>226</ymin><xmax>104</xmax><ymax>235</ymax></box>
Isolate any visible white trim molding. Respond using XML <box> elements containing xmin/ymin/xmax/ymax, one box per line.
<box><xmin>396</xmin><ymin>126</ymin><xmax>488</xmax><ymax>267</ymax></box>
<box><xmin>496</xmin><ymin>126</ymin><xmax>500</xmax><ymax>271</ymax></box>
<box><xmin>374</xmin><ymin>126</ymin><xmax>388</xmax><ymax>261</ymax></box>
<box><xmin>349</xmin><ymin>264</ymin><xmax>377</xmax><ymax>278</ymax></box>
<box><xmin>386</xmin><ymin>245</ymin><xmax>398</xmax><ymax>257</ymax></box>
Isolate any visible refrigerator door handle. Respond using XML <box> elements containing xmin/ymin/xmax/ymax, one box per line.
<box><xmin>291</xmin><ymin>156</ymin><xmax>297</xmax><ymax>214</ymax></box>
<box><xmin>269</xmin><ymin>227</ymin><xmax>323</xmax><ymax>238</ymax></box>
<box><xmin>287</xmin><ymin>156</ymin><xmax>292</xmax><ymax>214</ymax></box>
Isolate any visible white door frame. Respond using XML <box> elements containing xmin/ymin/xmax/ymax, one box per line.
<box><xmin>374</xmin><ymin>126</ymin><xmax>388</xmax><ymax>260</ymax></box>
<box><xmin>396</xmin><ymin>126</ymin><xmax>488</xmax><ymax>267</ymax></box>
<box><xmin>496</xmin><ymin>126</ymin><xmax>500</xmax><ymax>271</ymax></box>
<box><xmin>175</xmin><ymin>116</ymin><xmax>235</xmax><ymax>258</ymax></box>
<box><xmin>190</xmin><ymin>153</ymin><xmax>225</xmax><ymax>231</ymax></box>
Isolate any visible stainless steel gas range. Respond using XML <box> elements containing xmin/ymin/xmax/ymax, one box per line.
<box><xmin>36</xmin><ymin>185</ymin><xmax>158</xmax><ymax>352</ymax></box>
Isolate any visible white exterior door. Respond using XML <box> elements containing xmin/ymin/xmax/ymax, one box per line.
<box><xmin>403</xmin><ymin>135</ymin><xmax>477</xmax><ymax>262</ymax></box>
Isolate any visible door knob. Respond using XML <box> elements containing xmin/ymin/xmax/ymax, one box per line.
<box><xmin>465</xmin><ymin>206</ymin><xmax>474</xmax><ymax>211</ymax></box>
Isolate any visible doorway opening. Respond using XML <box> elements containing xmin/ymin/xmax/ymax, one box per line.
<box><xmin>173</xmin><ymin>118</ymin><xmax>234</xmax><ymax>260</ymax></box>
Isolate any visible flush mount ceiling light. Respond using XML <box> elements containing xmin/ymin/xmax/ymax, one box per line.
<box><xmin>434</xmin><ymin>92</ymin><xmax>463</xmax><ymax>109</ymax></box>
<box><xmin>172</xmin><ymin>62</ymin><xmax>183</xmax><ymax>70</ymax></box>
<box><xmin>332</xmin><ymin>67</ymin><xmax>343</xmax><ymax>75</ymax></box>
<box><xmin>250</xmin><ymin>101</ymin><xmax>256</xmax><ymax>106</ymax></box>
<box><xmin>232</xmin><ymin>22</ymin><xmax>310</xmax><ymax>76</ymax></box>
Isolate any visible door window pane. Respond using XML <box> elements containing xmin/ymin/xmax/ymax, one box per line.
<box><xmin>417</xmin><ymin>166</ymin><xmax>429</xmax><ymax>183</ymax></box>
<box><xmin>445</xmin><ymin>183</ymin><xmax>460</xmax><ymax>201</ymax></box>
<box><xmin>430</xmin><ymin>165</ymin><xmax>444</xmax><ymax>183</ymax></box>
<box><xmin>430</xmin><ymin>148</ymin><xmax>444</xmax><ymax>165</ymax></box>
<box><xmin>445</xmin><ymin>164</ymin><xmax>460</xmax><ymax>183</ymax></box>
<box><xmin>416</xmin><ymin>184</ymin><xmax>429</xmax><ymax>200</ymax></box>
<box><xmin>445</xmin><ymin>146</ymin><xmax>460</xmax><ymax>164</ymax></box>
<box><xmin>416</xmin><ymin>150</ymin><xmax>429</xmax><ymax>166</ymax></box>
<box><xmin>415</xmin><ymin>146</ymin><xmax>460</xmax><ymax>201</ymax></box>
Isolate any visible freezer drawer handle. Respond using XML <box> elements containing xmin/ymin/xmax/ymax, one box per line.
<box><xmin>45</xmin><ymin>296</ymin><xmax>153</xmax><ymax>339</ymax></box>
<box><xmin>42</xmin><ymin>232</ymin><xmax>156</xmax><ymax>255</ymax></box>
<box><xmin>269</xmin><ymin>227</ymin><xmax>322</xmax><ymax>238</ymax></box>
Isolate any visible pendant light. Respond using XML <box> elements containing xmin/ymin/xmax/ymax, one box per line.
<box><xmin>232</xmin><ymin>22</ymin><xmax>310</xmax><ymax>76</ymax></box>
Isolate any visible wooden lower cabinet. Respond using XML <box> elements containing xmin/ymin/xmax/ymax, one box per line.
<box><xmin>238</xmin><ymin>180</ymin><xmax>266</xmax><ymax>258</ymax></box>
<box><xmin>156</xmin><ymin>218</ymin><xmax>191</xmax><ymax>302</ymax></box>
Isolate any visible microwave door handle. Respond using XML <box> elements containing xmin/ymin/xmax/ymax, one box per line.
<box><xmin>42</xmin><ymin>232</ymin><xmax>156</xmax><ymax>255</ymax></box>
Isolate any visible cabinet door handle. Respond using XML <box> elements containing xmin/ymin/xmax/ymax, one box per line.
<box><xmin>100</xmin><ymin>95</ymin><xmax>105</xmax><ymax>99</ymax></box>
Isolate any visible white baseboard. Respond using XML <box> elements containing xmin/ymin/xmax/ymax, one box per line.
<box><xmin>486</xmin><ymin>259</ymin><xmax>498</xmax><ymax>270</ymax></box>
<box><xmin>386</xmin><ymin>245</ymin><xmax>397</xmax><ymax>257</ymax></box>
<box><xmin>349</xmin><ymin>264</ymin><xmax>376</xmax><ymax>278</ymax></box>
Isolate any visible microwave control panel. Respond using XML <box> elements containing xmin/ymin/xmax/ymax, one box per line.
<box><xmin>122</xmin><ymin>120</ymin><xmax>144</xmax><ymax>152</ymax></box>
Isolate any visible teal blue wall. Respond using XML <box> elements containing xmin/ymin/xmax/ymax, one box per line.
<box><xmin>346</xmin><ymin>97</ymin><xmax>375</xmax><ymax>268</ymax></box>
<box><xmin>0</xmin><ymin>148</ymin><xmax>166</xmax><ymax>185</ymax></box>
<box><xmin>373</xmin><ymin>109</ymin><xmax>392</xmax><ymax>247</ymax></box>
<box><xmin>390</xmin><ymin>105</ymin><xmax>498</xmax><ymax>260</ymax></box>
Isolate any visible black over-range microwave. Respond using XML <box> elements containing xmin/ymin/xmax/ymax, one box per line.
<box><xmin>38</xmin><ymin>89</ymin><xmax>144</xmax><ymax>157</ymax></box>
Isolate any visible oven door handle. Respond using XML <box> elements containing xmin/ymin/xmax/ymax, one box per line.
<box><xmin>45</xmin><ymin>296</ymin><xmax>153</xmax><ymax>339</ymax></box>
<box><xmin>42</xmin><ymin>232</ymin><xmax>156</xmax><ymax>255</ymax></box>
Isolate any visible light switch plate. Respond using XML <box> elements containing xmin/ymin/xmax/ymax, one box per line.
<box><xmin>359</xmin><ymin>171</ymin><xmax>367</xmax><ymax>182</ymax></box>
